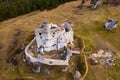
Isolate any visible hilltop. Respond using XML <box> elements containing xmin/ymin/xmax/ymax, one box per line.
<box><xmin>0</xmin><ymin>0</ymin><xmax>120</xmax><ymax>80</ymax></box>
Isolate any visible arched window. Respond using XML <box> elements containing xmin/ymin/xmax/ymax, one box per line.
<box><xmin>39</xmin><ymin>33</ymin><xmax>41</xmax><ymax>35</ymax></box>
<box><xmin>65</xmin><ymin>27</ymin><xmax>69</xmax><ymax>32</ymax></box>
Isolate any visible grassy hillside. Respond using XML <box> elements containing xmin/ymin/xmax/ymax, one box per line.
<box><xmin>0</xmin><ymin>0</ymin><xmax>120</xmax><ymax>80</ymax></box>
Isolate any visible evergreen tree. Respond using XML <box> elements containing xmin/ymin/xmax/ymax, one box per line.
<box><xmin>91</xmin><ymin>0</ymin><xmax>95</xmax><ymax>4</ymax></box>
<box><xmin>82</xmin><ymin>0</ymin><xmax>85</xmax><ymax>3</ymax></box>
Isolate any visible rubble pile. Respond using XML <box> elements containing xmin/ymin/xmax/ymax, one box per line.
<box><xmin>89</xmin><ymin>49</ymin><xmax>115</xmax><ymax>67</ymax></box>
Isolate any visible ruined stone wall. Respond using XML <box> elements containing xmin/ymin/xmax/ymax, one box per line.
<box><xmin>25</xmin><ymin>38</ymin><xmax>72</xmax><ymax>65</ymax></box>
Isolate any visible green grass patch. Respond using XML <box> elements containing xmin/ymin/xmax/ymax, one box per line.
<box><xmin>108</xmin><ymin>59</ymin><xmax>120</xmax><ymax>80</ymax></box>
<box><xmin>83</xmin><ymin>38</ymin><xmax>94</xmax><ymax>52</ymax></box>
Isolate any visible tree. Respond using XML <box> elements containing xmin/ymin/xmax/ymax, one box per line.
<box><xmin>82</xmin><ymin>0</ymin><xmax>85</xmax><ymax>3</ymax></box>
<box><xmin>0</xmin><ymin>0</ymin><xmax>75</xmax><ymax>21</ymax></box>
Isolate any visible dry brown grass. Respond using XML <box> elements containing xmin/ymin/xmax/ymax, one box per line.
<box><xmin>0</xmin><ymin>0</ymin><xmax>120</xmax><ymax>80</ymax></box>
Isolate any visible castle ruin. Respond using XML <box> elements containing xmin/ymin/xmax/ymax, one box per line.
<box><xmin>25</xmin><ymin>21</ymin><xmax>80</xmax><ymax>66</ymax></box>
<box><xmin>35</xmin><ymin>21</ymin><xmax>73</xmax><ymax>53</ymax></box>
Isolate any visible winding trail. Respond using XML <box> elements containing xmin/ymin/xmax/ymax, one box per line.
<box><xmin>76</xmin><ymin>35</ymin><xmax>89</xmax><ymax>80</ymax></box>
<box><xmin>22</xmin><ymin>77</ymin><xmax>37</xmax><ymax>80</ymax></box>
<box><xmin>80</xmin><ymin>54</ymin><xmax>88</xmax><ymax>80</ymax></box>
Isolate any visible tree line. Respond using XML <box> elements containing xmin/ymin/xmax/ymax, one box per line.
<box><xmin>0</xmin><ymin>0</ymin><xmax>75</xmax><ymax>21</ymax></box>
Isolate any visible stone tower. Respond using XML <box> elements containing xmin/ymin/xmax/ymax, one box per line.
<box><xmin>35</xmin><ymin>21</ymin><xmax>73</xmax><ymax>53</ymax></box>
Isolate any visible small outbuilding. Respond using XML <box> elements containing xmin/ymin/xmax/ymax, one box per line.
<box><xmin>105</xmin><ymin>18</ymin><xmax>118</xmax><ymax>31</ymax></box>
<box><xmin>91</xmin><ymin>0</ymin><xmax>101</xmax><ymax>9</ymax></box>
